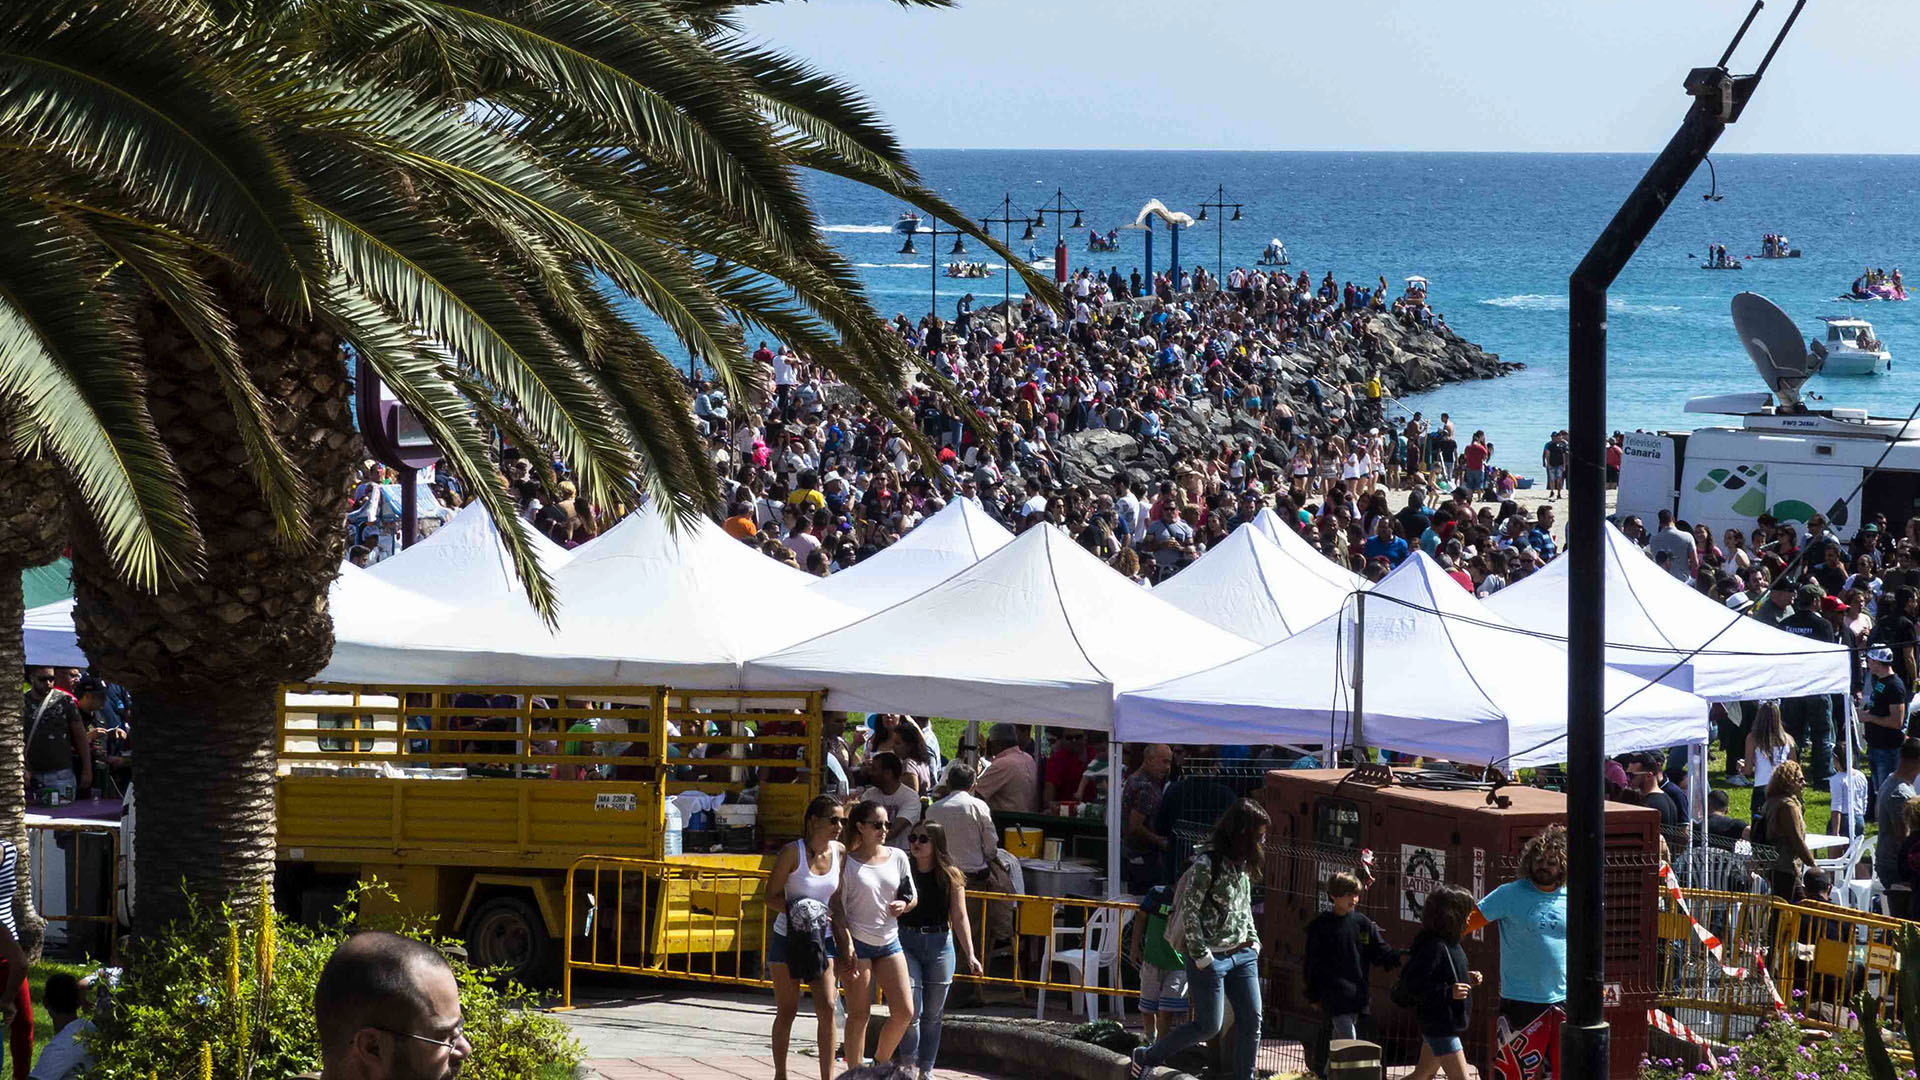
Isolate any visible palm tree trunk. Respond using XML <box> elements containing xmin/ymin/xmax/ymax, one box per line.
<box><xmin>70</xmin><ymin>279</ymin><xmax>358</xmax><ymax>938</ymax></box>
<box><xmin>124</xmin><ymin>691</ymin><xmax>278</xmax><ymax>935</ymax></box>
<box><xmin>0</xmin><ymin>572</ymin><xmax>47</xmax><ymax>961</ymax></box>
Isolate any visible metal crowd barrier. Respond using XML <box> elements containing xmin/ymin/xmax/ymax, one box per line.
<box><xmin>1659</xmin><ymin>886</ymin><xmax>1914</xmax><ymax>1053</ymax></box>
<box><xmin>561</xmin><ymin>855</ymin><xmax>1141</xmax><ymax>1010</ymax></box>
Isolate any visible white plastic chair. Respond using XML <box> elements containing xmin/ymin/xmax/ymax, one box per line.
<box><xmin>1036</xmin><ymin>906</ymin><xmax>1122</xmax><ymax>1019</ymax></box>
<box><xmin>1817</xmin><ymin>833</ymin><xmax>1867</xmax><ymax>883</ymax></box>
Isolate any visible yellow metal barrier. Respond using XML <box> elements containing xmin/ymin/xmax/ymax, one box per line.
<box><xmin>561</xmin><ymin>855</ymin><xmax>1142</xmax><ymax>1009</ymax></box>
<box><xmin>564</xmin><ymin>855</ymin><xmax>775</xmax><ymax>1006</ymax></box>
<box><xmin>1659</xmin><ymin>887</ymin><xmax>1914</xmax><ymax>1052</ymax></box>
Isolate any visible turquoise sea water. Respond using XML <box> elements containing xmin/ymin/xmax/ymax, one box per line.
<box><xmin>641</xmin><ymin>151</ymin><xmax>1920</xmax><ymax>479</ymax></box>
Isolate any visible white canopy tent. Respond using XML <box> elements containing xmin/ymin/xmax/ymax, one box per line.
<box><xmin>1251</xmin><ymin>507</ymin><xmax>1366</xmax><ymax>591</ymax></box>
<box><xmin>23</xmin><ymin>599</ymin><xmax>84</xmax><ymax>668</ymax></box>
<box><xmin>748</xmin><ymin>522</ymin><xmax>1257</xmax><ymax>900</ymax></box>
<box><xmin>810</xmin><ymin>497</ymin><xmax>1013</xmax><ymax>614</ymax></box>
<box><xmin>745</xmin><ymin>523</ymin><xmax>1258</xmax><ymax>729</ymax></box>
<box><xmin>1116</xmin><ymin>551</ymin><xmax>1707</xmax><ymax>768</ymax></box>
<box><xmin>322</xmin><ymin>506</ymin><xmax>861</xmax><ymax>686</ymax></box>
<box><xmin>366</xmin><ymin>502</ymin><xmax>574</xmax><ymax>607</ymax></box>
<box><xmin>1153</xmin><ymin>523</ymin><xmax>1354</xmax><ymax>644</ymax></box>
<box><xmin>1484</xmin><ymin>521</ymin><xmax>1852</xmax><ymax>701</ymax></box>
<box><xmin>25</xmin><ymin>562</ymin><xmax>452</xmax><ymax>670</ymax></box>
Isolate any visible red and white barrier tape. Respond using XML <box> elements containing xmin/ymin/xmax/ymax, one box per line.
<box><xmin>1648</xmin><ymin>1007</ymin><xmax>1714</xmax><ymax>1049</ymax></box>
<box><xmin>1659</xmin><ymin>862</ymin><xmax>1785</xmax><ymax>1011</ymax></box>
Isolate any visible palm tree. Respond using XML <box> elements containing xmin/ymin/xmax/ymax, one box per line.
<box><xmin>0</xmin><ymin>0</ymin><xmax>1056</xmax><ymax>935</ymax></box>
<box><xmin>0</xmin><ymin>409</ymin><xmax>63</xmax><ymax>958</ymax></box>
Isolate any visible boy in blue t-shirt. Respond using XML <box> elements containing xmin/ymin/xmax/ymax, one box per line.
<box><xmin>1128</xmin><ymin>883</ymin><xmax>1187</xmax><ymax>1041</ymax></box>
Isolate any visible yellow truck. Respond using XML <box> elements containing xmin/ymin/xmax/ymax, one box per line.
<box><xmin>273</xmin><ymin>683</ymin><xmax>821</xmax><ymax>985</ymax></box>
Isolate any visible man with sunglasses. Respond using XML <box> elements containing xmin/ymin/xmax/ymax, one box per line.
<box><xmin>22</xmin><ymin>668</ymin><xmax>91</xmax><ymax>804</ymax></box>
<box><xmin>312</xmin><ymin>931</ymin><xmax>470</xmax><ymax>1079</ymax></box>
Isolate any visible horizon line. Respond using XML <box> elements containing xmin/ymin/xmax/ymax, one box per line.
<box><xmin>901</xmin><ymin>147</ymin><xmax>1920</xmax><ymax>157</ymax></box>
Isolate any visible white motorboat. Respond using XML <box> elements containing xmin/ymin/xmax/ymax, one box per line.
<box><xmin>1812</xmin><ymin>316</ymin><xmax>1891</xmax><ymax>376</ymax></box>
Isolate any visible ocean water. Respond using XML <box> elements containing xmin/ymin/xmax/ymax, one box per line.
<box><xmin>652</xmin><ymin>151</ymin><xmax>1920</xmax><ymax>478</ymax></box>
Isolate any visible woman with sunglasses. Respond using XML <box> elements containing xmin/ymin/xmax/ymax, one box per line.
<box><xmin>841</xmin><ymin>799</ymin><xmax>918</xmax><ymax>1070</ymax></box>
<box><xmin>766</xmin><ymin>795</ymin><xmax>852</xmax><ymax>1080</ymax></box>
<box><xmin>897</xmin><ymin>820</ymin><xmax>984</xmax><ymax>1080</ymax></box>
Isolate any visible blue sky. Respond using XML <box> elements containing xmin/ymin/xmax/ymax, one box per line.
<box><xmin>740</xmin><ymin>0</ymin><xmax>1916</xmax><ymax>153</ymax></box>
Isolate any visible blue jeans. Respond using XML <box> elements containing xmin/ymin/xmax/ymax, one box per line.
<box><xmin>1870</xmin><ymin>747</ymin><xmax>1900</xmax><ymax>817</ymax></box>
<box><xmin>1139</xmin><ymin>948</ymin><xmax>1262</xmax><ymax>1080</ymax></box>
<box><xmin>897</xmin><ymin>927</ymin><xmax>955</xmax><ymax>1072</ymax></box>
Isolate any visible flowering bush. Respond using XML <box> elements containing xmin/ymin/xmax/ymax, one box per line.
<box><xmin>1639</xmin><ymin>1008</ymin><xmax>1875</xmax><ymax>1080</ymax></box>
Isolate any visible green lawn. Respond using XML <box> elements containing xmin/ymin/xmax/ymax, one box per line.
<box><xmin>931</xmin><ymin>718</ymin><xmax>967</xmax><ymax>762</ymax></box>
<box><xmin>1706</xmin><ymin>745</ymin><xmax>1840</xmax><ymax>835</ymax></box>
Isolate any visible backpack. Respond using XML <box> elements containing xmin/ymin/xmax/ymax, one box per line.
<box><xmin>1162</xmin><ymin>854</ymin><xmax>1212</xmax><ymax>953</ymax></box>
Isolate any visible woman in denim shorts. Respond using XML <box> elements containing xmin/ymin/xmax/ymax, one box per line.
<box><xmin>1399</xmin><ymin>886</ymin><xmax>1481</xmax><ymax>1080</ymax></box>
<box><xmin>840</xmin><ymin>799</ymin><xmax>919</xmax><ymax>1070</ymax></box>
<box><xmin>766</xmin><ymin>796</ymin><xmax>851</xmax><ymax>1080</ymax></box>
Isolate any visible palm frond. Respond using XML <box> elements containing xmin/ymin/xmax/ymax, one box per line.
<box><xmin>296</xmin><ymin>148</ymin><xmax>642</xmax><ymax>511</ymax></box>
<box><xmin>721</xmin><ymin>41</ymin><xmax>912</xmax><ymax>185</ymax></box>
<box><xmin>0</xmin><ymin>4</ymin><xmax>324</xmax><ymax>312</ymax></box>
<box><xmin>314</xmin><ymin>279</ymin><xmax>561</xmax><ymax>623</ymax></box>
<box><xmin>787</xmin><ymin>140</ymin><xmax>1064</xmax><ymax>312</ymax></box>
<box><xmin>343</xmin><ymin>92</ymin><xmax>746</xmax><ymax>383</ymax></box>
<box><xmin>0</xmin><ymin>196</ymin><xmax>200</xmax><ymax>589</ymax></box>
<box><xmin>368</xmin><ymin>0</ymin><xmax>815</xmax><ymax>254</ymax></box>
<box><xmin>73</xmin><ymin>208</ymin><xmax>312</xmax><ymax>542</ymax></box>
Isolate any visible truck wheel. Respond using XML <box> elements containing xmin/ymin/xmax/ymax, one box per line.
<box><xmin>465</xmin><ymin>895</ymin><xmax>558</xmax><ymax>986</ymax></box>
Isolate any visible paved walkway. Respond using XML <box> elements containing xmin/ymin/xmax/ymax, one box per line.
<box><xmin>559</xmin><ymin>985</ymin><xmax>1018</xmax><ymax>1080</ymax></box>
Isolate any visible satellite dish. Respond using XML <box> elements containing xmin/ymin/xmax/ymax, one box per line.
<box><xmin>1731</xmin><ymin>292</ymin><xmax>1818</xmax><ymax>410</ymax></box>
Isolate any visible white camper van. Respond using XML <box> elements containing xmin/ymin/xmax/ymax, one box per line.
<box><xmin>1617</xmin><ymin>293</ymin><xmax>1920</xmax><ymax>543</ymax></box>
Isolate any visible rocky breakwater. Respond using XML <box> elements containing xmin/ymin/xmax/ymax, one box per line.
<box><xmin>1056</xmin><ymin>314</ymin><xmax>1520</xmax><ymax>488</ymax></box>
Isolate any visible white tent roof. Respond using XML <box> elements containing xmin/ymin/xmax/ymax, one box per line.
<box><xmin>366</xmin><ymin>502</ymin><xmax>573</xmax><ymax>607</ymax></box>
<box><xmin>745</xmin><ymin>524</ymin><xmax>1259</xmax><ymax>729</ymax></box>
<box><xmin>1154</xmin><ymin>523</ymin><xmax>1354</xmax><ymax>643</ymax></box>
<box><xmin>23</xmin><ymin>599</ymin><xmax>83</xmax><ymax>668</ymax></box>
<box><xmin>25</xmin><ymin>562</ymin><xmax>453</xmax><ymax>670</ymax></box>
<box><xmin>811</xmin><ymin>497</ymin><xmax>1013</xmax><ymax>613</ymax></box>
<box><xmin>323</xmin><ymin>506</ymin><xmax>861</xmax><ymax>686</ymax></box>
<box><xmin>1251</xmin><ymin>507</ymin><xmax>1366</xmax><ymax>591</ymax></box>
<box><xmin>1483</xmin><ymin>521</ymin><xmax>1852</xmax><ymax>701</ymax></box>
<box><xmin>1116</xmin><ymin>551</ymin><xmax>1706</xmax><ymax>767</ymax></box>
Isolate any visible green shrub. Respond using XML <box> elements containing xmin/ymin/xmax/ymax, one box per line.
<box><xmin>1638</xmin><ymin>1007</ymin><xmax>1871</xmax><ymax>1080</ymax></box>
<box><xmin>85</xmin><ymin>883</ymin><xmax>578</xmax><ymax>1079</ymax></box>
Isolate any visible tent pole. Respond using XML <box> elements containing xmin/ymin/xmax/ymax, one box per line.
<box><xmin>1108</xmin><ymin>745</ymin><xmax>1123</xmax><ymax>899</ymax></box>
<box><xmin>1352</xmin><ymin>590</ymin><xmax>1366</xmax><ymax>758</ymax></box>
<box><xmin>1691</xmin><ymin>737</ymin><xmax>1707</xmax><ymax>885</ymax></box>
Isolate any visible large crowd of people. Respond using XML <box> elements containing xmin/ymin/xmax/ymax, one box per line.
<box><xmin>348</xmin><ymin>262</ymin><xmax>1576</xmax><ymax>601</ymax></box>
<box><xmin>37</xmin><ymin>259</ymin><xmax>1920</xmax><ymax>1079</ymax></box>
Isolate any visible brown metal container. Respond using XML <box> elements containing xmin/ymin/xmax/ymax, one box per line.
<box><xmin>1257</xmin><ymin>767</ymin><xmax>1661</xmax><ymax>1080</ymax></box>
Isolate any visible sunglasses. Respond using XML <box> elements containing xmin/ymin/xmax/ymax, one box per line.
<box><xmin>908</xmin><ymin>833</ymin><xmax>932</xmax><ymax>845</ymax></box>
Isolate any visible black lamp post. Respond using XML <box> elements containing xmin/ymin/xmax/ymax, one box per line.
<box><xmin>920</xmin><ymin>215</ymin><xmax>970</xmax><ymax>333</ymax></box>
<box><xmin>1032</xmin><ymin>189</ymin><xmax>1084</xmax><ymax>284</ymax></box>
<box><xmin>1563</xmin><ymin>4</ymin><xmax>1799</xmax><ymax>1078</ymax></box>
<box><xmin>979</xmin><ymin>193</ymin><xmax>1028</xmax><ymax>329</ymax></box>
<box><xmin>1196</xmin><ymin>185</ymin><xmax>1244</xmax><ymax>285</ymax></box>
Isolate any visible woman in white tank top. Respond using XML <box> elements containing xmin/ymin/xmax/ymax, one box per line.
<box><xmin>766</xmin><ymin>796</ymin><xmax>851</xmax><ymax>1080</ymax></box>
